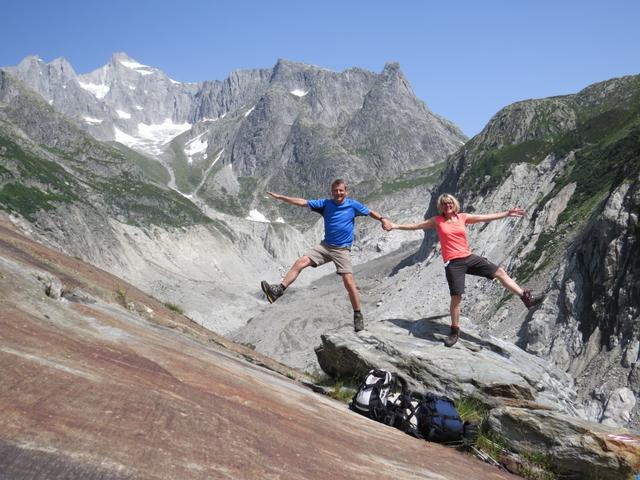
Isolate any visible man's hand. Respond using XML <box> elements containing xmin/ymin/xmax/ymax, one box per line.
<box><xmin>507</xmin><ymin>207</ymin><xmax>525</xmax><ymax>217</ymax></box>
<box><xmin>381</xmin><ymin>218</ymin><xmax>392</xmax><ymax>231</ymax></box>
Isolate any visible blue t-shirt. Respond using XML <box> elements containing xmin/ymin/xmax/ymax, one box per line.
<box><xmin>307</xmin><ymin>197</ymin><xmax>370</xmax><ymax>247</ymax></box>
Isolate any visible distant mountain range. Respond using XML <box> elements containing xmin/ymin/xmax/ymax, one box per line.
<box><xmin>4</xmin><ymin>53</ymin><xmax>466</xmax><ymax>225</ymax></box>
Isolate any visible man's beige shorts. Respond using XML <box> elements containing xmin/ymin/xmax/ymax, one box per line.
<box><xmin>304</xmin><ymin>241</ymin><xmax>353</xmax><ymax>274</ymax></box>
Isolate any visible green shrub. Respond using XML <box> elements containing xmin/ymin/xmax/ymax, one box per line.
<box><xmin>164</xmin><ymin>302</ymin><xmax>185</xmax><ymax>315</ymax></box>
<box><xmin>327</xmin><ymin>380</ymin><xmax>356</xmax><ymax>403</ymax></box>
<box><xmin>115</xmin><ymin>284</ymin><xmax>127</xmax><ymax>305</ymax></box>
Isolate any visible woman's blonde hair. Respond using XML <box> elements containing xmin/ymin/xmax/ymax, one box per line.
<box><xmin>437</xmin><ymin>193</ymin><xmax>461</xmax><ymax>215</ymax></box>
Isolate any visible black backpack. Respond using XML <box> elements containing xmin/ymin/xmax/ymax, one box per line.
<box><xmin>350</xmin><ymin>369</ymin><xmax>406</xmax><ymax>423</ymax></box>
<box><xmin>397</xmin><ymin>391</ymin><xmax>480</xmax><ymax>445</ymax></box>
<box><xmin>414</xmin><ymin>393</ymin><xmax>466</xmax><ymax>443</ymax></box>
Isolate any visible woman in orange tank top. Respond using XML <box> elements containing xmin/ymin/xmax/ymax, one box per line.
<box><xmin>387</xmin><ymin>193</ymin><xmax>542</xmax><ymax>347</ymax></box>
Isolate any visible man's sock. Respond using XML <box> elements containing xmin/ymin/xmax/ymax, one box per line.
<box><xmin>280</xmin><ymin>284</ymin><xmax>286</xmax><ymax>290</ymax></box>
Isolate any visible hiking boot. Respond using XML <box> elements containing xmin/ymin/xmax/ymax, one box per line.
<box><xmin>261</xmin><ymin>281</ymin><xmax>284</xmax><ymax>304</ymax></box>
<box><xmin>444</xmin><ymin>328</ymin><xmax>459</xmax><ymax>347</ymax></box>
<box><xmin>521</xmin><ymin>289</ymin><xmax>543</xmax><ymax>309</ymax></box>
<box><xmin>353</xmin><ymin>311</ymin><xmax>364</xmax><ymax>332</ymax></box>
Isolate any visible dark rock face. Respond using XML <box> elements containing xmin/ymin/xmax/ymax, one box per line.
<box><xmin>570</xmin><ymin>181</ymin><xmax>639</xmax><ymax>353</ymax></box>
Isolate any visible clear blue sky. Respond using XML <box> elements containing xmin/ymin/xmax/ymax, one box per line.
<box><xmin>2</xmin><ymin>0</ymin><xmax>638</xmax><ymax>137</ymax></box>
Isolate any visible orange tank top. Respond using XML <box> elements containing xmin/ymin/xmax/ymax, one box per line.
<box><xmin>435</xmin><ymin>213</ymin><xmax>472</xmax><ymax>262</ymax></box>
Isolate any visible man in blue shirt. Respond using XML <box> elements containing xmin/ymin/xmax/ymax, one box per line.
<box><xmin>261</xmin><ymin>179</ymin><xmax>391</xmax><ymax>332</ymax></box>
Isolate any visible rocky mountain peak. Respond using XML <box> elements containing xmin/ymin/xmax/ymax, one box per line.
<box><xmin>382</xmin><ymin>60</ymin><xmax>401</xmax><ymax>74</ymax></box>
<box><xmin>474</xmin><ymin>97</ymin><xmax>578</xmax><ymax>149</ymax></box>
<box><xmin>107</xmin><ymin>52</ymin><xmax>161</xmax><ymax>77</ymax></box>
<box><xmin>111</xmin><ymin>51</ymin><xmax>136</xmax><ymax>62</ymax></box>
<box><xmin>49</xmin><ymin>56</ymin><xmax>74</xmax><ymax>70</ymax></box>
<box><xmin>375</xmin><ymin>60</ymin><xmax>416</xmax><ymax>98</ymax></box>
<box><xmin>16</xmin><ymin>54</ymin><xmax>43</xmax><ymax>68</ymax></box>
<box><xmin>46</xmin><ymin>57</ymin><xmax>78</xmax><ymax>83</ymax></box>
<box><xmin>269</xmin><ymin>58</ymin><xmax>332</xmax><ymax>90</ymax></box>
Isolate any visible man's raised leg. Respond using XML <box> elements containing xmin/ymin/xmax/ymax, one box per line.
<box><xmin>261</xmin><ymin>256</ymin><xmax>313</xmax><ymax>303</ymax></box>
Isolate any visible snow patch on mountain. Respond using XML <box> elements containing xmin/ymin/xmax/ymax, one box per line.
<box><xmin>203</xmin><ymin>113</ymin><xmax>226</xmax><ymax>122</ymax></box>
<box><xmin>246</xmin><ymin>209</ymin><xmax>269</xmax><ymax>223</ymax></box>
<box><xmin>113</xmin><ymin>119</ymin><xmax>191</xmax><ymax>155</ymax></box>
<box><xmin>118</xmin><ymin>59</ymin><xmax>154</xmax><ymax>76</ymax></box>
<box><xmin>184</xmin><ymin>133</ymin><xmax>208</xmax><ymax>164</ymax></box>
<box><xmin>78</xmin><ymin>81</ymin><xmax>109</xmax><ymax>99</ymax></box>
<box><xmin>113</xmin><ymin>127</ymin><xmax>139</xmax><ymax>147</ymax></box>
<box><xmin>290</xmin><ymin>89</ymin><xmax>308</xmax><ymax>97</ymax></box>
<box><xmin>116</xmin><ymin>110</ymin><xmax>131</xmax><ymax>119</ymax></box>
<box><xmin>83</xmin><ymin>116</ymin><xmax>103</xmax><ymax>125</ymax></box>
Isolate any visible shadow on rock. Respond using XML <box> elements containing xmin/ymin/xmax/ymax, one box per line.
<box><xmin>386</xmin><ymin>316</ymin><xmax>511</xmax><ymax>357</ymax></box>
<box><xmin>386</xmin><ymin>315</ymin><xmax>449</xmax><ymax>341</ymax></box>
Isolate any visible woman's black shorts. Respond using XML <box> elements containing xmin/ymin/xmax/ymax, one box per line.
<box><xmin>444</xmin><ymin>254</ymin><xmax>499</xmax><ymax>296</ymax></box>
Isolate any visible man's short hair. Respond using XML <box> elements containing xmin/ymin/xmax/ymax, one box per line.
<box><xmin>331</xmin><ymin>178</ymin><xmax>347</xmax><ymax>189</ymax></box>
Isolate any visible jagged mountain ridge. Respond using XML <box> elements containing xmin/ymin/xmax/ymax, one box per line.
<box><xmin>5</xmin><ymin>53</ymin><xmax>466</xmax><ymax>225</ymax></box>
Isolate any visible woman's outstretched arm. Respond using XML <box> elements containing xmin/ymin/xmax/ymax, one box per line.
<box><xmin>465</xmin><ymin>208</ymin><xmax>524</xmax><ymax>224</ymax></box>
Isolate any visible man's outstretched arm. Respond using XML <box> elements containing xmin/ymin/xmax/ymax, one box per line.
<box><xmin>266</xmin><ymin>191</ymin><xmax>308</xmax><ymax>208</ymax></box>
<box><xmin>368</xmin><ymin>210</ymin><xmax>392</xmax><ymax>230</ymax></box>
